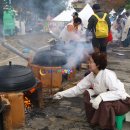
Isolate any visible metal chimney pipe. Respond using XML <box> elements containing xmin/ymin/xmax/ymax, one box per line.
<box><xmin>18</xmin><ymin>39</ymin><xmax>37</xmax><ymax>52</ymax></box>
<box><xmin>1</xmin><ymin>41</ymin><xmax>29</xmax><ymax>61</ymax></box>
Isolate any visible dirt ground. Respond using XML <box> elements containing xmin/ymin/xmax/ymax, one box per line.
<box><xmin>0</xmin><ymin>32</ymin><xmax>130</xmax><ymax>130</ymax></box>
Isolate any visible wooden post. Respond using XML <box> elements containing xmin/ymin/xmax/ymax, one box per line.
<box><xmin>40</xmin><ymin>67</ymin><xmax>62</xmax><ymax>88</ymax></box>
<box><xmin>37</xmin><ymin>83</ymin><xmax>44</xmax><ymax>108</ymax></box>
<box><xmin>5</xmin><ymin>93</ymin><xmax>25</xmax><ymax>129</ymax></box>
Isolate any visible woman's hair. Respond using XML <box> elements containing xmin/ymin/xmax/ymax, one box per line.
<box><xmin>74</xmin><ymin>17</ymin><xmax>82</xmax><ymax>25</ymax></box>
<box><xmin>90</xmin><ymin>53</ymin><xmax>107</xmax><ymax>70</ymax></box>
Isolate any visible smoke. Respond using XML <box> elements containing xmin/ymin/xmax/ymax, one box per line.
<box><xmin>54</xmin><ymin>41</ymin><xmax>94</xmax><ymax>69</ymax></box>
<box><xmin>12</xmin><ymin>0</ymin><xmax>69</xmax><ymax>18</ymax></box>
<box><xmin>52</xmin><ymin>21</ymin><xmax>94</xmax><ymax>69</ymax></box>
<box><xmin>65</xmin><ymin>42</ymin><xmax>93</xmax><ymax>68</ymax></box>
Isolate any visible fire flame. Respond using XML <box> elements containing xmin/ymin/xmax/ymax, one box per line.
<box><xmin>29</xmin><ymin>88</ymin><xmax>36</xmax><ymax>93</ymax></box>
<box><xmin>24</xmin><ymin>96</ymin><xmax>32</xmax><ymax>109</ymax></box>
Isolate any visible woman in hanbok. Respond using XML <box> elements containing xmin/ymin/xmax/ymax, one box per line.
<box><xmin>54</xmin><ymin>52</ymin><xmax>130</xmax><ymax>130</ymax></box>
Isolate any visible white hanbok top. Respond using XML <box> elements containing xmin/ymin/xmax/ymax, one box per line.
<box><xmin>59</xmin><ymin>23</ymin><xmax>83</xmax><ymax>43</ymax></box>
<box><xmin>61</xmin><ymin>69</ymin><xmax>130</xmax><ymax>101</ymax></box>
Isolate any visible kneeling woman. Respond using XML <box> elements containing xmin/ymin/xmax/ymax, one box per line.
<box><xmin>53</xmin><ymin>53</ymin><xmax>130</xmax><ymax>130</ymax></box>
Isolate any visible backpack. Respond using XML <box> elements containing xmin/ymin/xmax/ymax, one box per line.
<box><xmin>93</xmin><ymin>13</ymin><xmax>109</xmax><ymax>38</ymax></box>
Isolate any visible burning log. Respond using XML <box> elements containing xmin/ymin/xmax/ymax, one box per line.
<box><xmin>24</xmin><ymin>96</ymin><xmax>32</xmax><ymax>110</ymax></box>
<box><xmin>24</xmin><ymin>82</ymin><xmax>44</xmax><ymax>109</ymax></box>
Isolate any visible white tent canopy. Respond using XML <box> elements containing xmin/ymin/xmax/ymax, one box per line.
<box><xmin>53</xmin><ymin>4</ymin><xmax>93</xmax><ymax>27</ymax></box>
<box><xmin>53</xmin><ymin>8</ymin><xmax>76</xmax><ymax>21</ymax></box>
<box><xmin>79</xmin><ymin>4</ymin><xmax>94</xmax><ymax>28</ymax></box>
<box><xmin>109</xmin><ymin>9</ymin><xmax>116</xmax><ymax>15</ymax></box>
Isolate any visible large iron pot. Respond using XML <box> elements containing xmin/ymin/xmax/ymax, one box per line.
<box><xmin>0</xmin><ymin>62</ymin><xmax>36</xmax><ymax>92</ymax></box>
<box><xmin>32</xmin><ymin>49</ymin><xmax>67</xmax><ymax>66</ymax></box>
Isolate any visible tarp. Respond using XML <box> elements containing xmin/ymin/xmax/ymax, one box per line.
<box><xmin>79</xmin><ymin>4</ymin><xmax>94</xmax><ymax>28</ymax></box>
<box><xmin>53</xmin><ymin>8</ymin><xmax>76</xmax><ymax>22</ymax></box>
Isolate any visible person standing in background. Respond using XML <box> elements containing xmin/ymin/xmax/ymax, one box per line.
<box><xmin>72</xmin><ymin>12</ymin><xmax>82</xmax><ymax>25</ymax></box>
<box><xmin>121</xmin><ymin>12</ymin><xmax>130</xmax><ymax>47</ymax></box>
<box><xmin>86</xmin><ymin>4</ymin><xmax>111</xmax><ymax>53</ymax></box>
<box><xmin>59</xmin><ymin>17</ymin><xmax>83</xmax><ymax>43</ymax></box>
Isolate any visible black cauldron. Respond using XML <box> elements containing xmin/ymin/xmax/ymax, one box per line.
<box><xmin>32</xmin><ymin>49</ymin><xmax>67</xmax><ymax>66</ymax></box>
<box><xmin>0</xmin><ymin>62</ymin><xmax>36</xmax><ymax>92</ymax></box>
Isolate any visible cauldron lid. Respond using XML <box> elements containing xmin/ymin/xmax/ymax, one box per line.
<box><xmin>35</xmin><ymin>50</ymin><xmax>65</xmax><ymax>56</ymax></box>
<box><xmin>0</xmin><ymin>62</ymin><xmax>36</xmax><ymax>92</ymax></box>
<box><xmin>0</xmin><ymin>64</ymin><xmax>31</xmax><ymax>78</ymax></box>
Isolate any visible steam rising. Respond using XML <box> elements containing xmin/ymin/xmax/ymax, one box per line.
<box><xmin>53</xmin><ymin>41</ymin><xmax>94</xmax><ymax>69</ymax></box>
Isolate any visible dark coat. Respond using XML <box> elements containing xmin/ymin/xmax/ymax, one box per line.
<box><xmin>87</xmin><ymin>10</ymin><xmax>111</xmax><ymax>38</ymax></box>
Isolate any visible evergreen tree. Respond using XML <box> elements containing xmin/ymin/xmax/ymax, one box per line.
<box><xmin>125</xmin><ymin>0</ymin><xmax>130</xmax><ymax>9</ymax></box>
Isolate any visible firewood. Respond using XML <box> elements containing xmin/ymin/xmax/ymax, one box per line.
<box><xmin>1</xmin><ymin>97</ymin><xmax>10</xmax><ymax>109</ymax></box>
<box><xmin>81</xmin><ymin>63</ymin><xmax>88</xmax><ymax>69</ymax></box>
<box><xmin>72</xmin><ymin>81</ymin><xmax>79</xmax><ymax>85</ymax></box>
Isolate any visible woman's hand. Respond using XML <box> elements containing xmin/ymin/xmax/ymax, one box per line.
<box><xmin>53</xmin><ymin>92</ymin><xmax>63</xmax><ymax>100</ymax></box>
<box><xmin>90</xmin><ymin>95</ymin><xmax>102</xmax><ymax>109</ymax></box>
